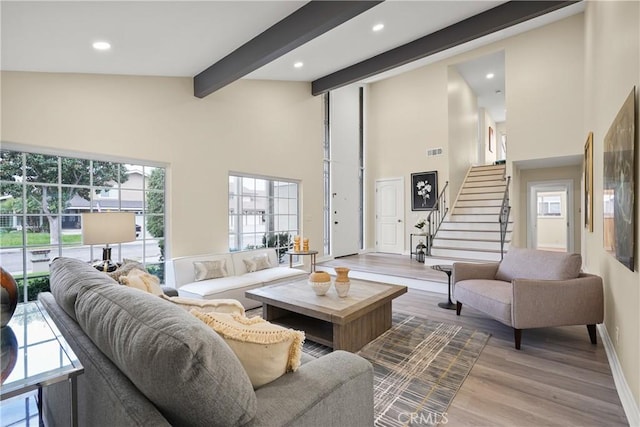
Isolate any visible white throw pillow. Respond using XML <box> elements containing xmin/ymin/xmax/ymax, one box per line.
<box><xmin>119</xmin><ymin>268</ymin><xmax>163</xmax><ymax>296</ymax></box>
<box><xmin>160</xmin><ymin>295</ymin><xmax>244</xmax><ymax>315</ymax></box>
<box><xmin>243</xmin><ymin>254</ymin><xmax>271</xmax><ymax>273</ymax></box>
<box><xmin>193</xmin><ymin>260</ymin><xmax>228</xmax><ymax>281</ymax></box>
<box><xmin>191</xmin><ymin>310</ymin><xmax>304</xmax><ymax>388</ymax></box>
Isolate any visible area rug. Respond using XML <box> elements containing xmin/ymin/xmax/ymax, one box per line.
<box><xmin>246</xmin><ymin>309</ymin><xmax>490</xmax><ymax>426</ymax></box>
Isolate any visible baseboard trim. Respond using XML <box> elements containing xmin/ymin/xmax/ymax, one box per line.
<box><xmin>598</xmin><ymin>324</ymin><xmax>640</xmax><ymax>426</ymax></box>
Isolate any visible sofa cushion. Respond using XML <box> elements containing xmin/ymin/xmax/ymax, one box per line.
<box><xmin>454</xmin><ymin>279</ymin><xmax>513</xmax><ymax>325</ymax></box>
<box><xmin>74</xmin><ymin>282</ymin><xmax>256</xmax><ymax>427</ymax></box>
<box><xmin>495</xmin><ymin>247</ymin><xmax>582</xmax><ymax>282</ymax></box>
<box><xmin>242</xmin><ymin>266</ymin><xmax>307</xmax><ymax>283</ymax></box>
<box><xmin>194</xmin><ymin>259</ymin><xmax>228</xmax><ymax>281</ymax></box>
<box><xmin>179</xmin><ymin>275</ymin><xmax>262</xmax><ymax>299</ymax></box>
<box><xmin>192</xmin><ymin>310</ymin><xmax>304</xmax><ymax>388</ymax></box>
<box><xmin>49</xmin><ymin>257</ymin><xmax>118</xmax><ymax>321</ymax></box>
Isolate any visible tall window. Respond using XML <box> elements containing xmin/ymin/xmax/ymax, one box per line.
<box><xmin>0</xmin><ymin>148</ymin><xmax>166</xmax><ymax>300</ymax></box>
<box><xmin>228</xmin><ymin>174</ymin><xmax>298</xmax><ymax>263</ymax></box>
<box><xmin>323</xmin><ymin>93</ymin><xmax>331</xmax><ymax>256</ymax></box>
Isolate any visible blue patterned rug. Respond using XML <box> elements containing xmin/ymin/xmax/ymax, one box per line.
<box><xmin>246</xmin><ymin>309</ymin><xmax>489</xmax><ymax>426</ymax></box>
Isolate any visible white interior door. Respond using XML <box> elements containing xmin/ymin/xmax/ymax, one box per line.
<box><xmin>527</xmin><ymin>180</ymin><xmax>573</xmax><ymax>252</ymax></box>
<box><xmin>375</xmin><ymin>178</ymin><xmax>405</xmax><ymax>254</ymax></box>
<box><xmin>330</xmin><ymin>85</ymin><xmax>361</xmax><ymax>257</ymax></box>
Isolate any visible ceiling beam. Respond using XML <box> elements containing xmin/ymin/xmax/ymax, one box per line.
<box><xmin>194</xmin><ymin>0</ymin><xmax>383</xmax><ymax>98</ymax></box>
<box><xmin>311</xmin><ymin>1</ymin><xmax>578</xmax><ymax>95</ymax></box>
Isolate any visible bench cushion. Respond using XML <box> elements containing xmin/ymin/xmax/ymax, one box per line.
<box><xmin>495</xmin><ymin>247</ymin><xmax>582</xmax><ymax>282</ymax></box>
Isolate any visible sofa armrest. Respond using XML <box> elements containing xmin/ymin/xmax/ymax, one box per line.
<box><xmin>511</xmin><ymin>273</ymin><xmax>604</xmax><ymax>329</ymax></box>
<box><xmin>159</xmin><ymin>295</ymin><xmax>245</xmax><ymax>315</ymax></box>
<box><xmin>248</xmin><ymin>351</ymin><xmax>374</xmax><ymax>427</ymax></box>
<box><xmin>452</xmin><ymin>262</ymin><xmax>499</xmax><ymax>284</ymax></box>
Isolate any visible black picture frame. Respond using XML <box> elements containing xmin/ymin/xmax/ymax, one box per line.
<box><xmin>411</xmin><ymin>171</ymin><xmax>438</xmax><ymax>211</ymax></box>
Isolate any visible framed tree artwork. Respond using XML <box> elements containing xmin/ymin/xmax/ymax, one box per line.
<box><xmin>603</xmin><ymin>87</ymin><xmax>635</xmax><ymax>271</ymax></box>
<box><xmin>584</xmin><ymin>131</ymin><xmax>594</xmax><ymax>232</ymax></box>
<box><xmin>411</xmin><ymin>171</ymin><xmax>438</xmax><ymax>211</ymax></box>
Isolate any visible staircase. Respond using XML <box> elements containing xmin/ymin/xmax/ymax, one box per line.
<box><xmin>430</xmin><ymin>164</ymin><xmax>512</xmax><ymax>262</ymax></box>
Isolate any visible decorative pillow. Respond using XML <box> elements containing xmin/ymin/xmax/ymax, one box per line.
<box><xmin>107</xmin><ymin>258</ymin><xmax>145</xmax><ymax>282</ymax></box>
<box><xmin>193</xmin><ymin>260</ymin><xmax>228</xmax><ymax>282</ymax></box>
<box><xmin>243</xmin><ymin>254</ymin><xmax>271</xmax><ymax>273</ymax></box>
<box><xmin>120</xmin><ymin>268</ymin><xmax>163</xmax><ymax>296</ymax></box>
<box><xmin>191</xmin><ymin>310</ymin><xmax>304</xmax><ymax>388</ymax></box>
<box><xmin>160</xmin><ymin>294</ymin><xmax>245</xmax><ymax>315</ymax></box>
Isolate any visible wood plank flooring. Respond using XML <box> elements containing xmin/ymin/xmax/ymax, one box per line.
<box><xmin>319</xmin><ymin>254</ymin><xmax>629</xmax><ymax>427</ymax></box>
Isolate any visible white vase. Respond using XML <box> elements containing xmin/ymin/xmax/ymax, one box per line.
<box><xmin>334</xmin><ymin>280</ymin><xmax>350</xmax><ymax>297</ymax></box>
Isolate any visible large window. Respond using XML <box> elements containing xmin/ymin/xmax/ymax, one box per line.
<box><xmin>0</xmin><ymin>148</ymin><xmax>166</xmax><ymax>300</ymax></box>
<box><xmin>228</xmin><ymin>174</ymin><xmax>298</xmax><ymax>263</ymax></box>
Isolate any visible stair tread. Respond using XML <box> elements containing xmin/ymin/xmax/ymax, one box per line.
<box><xmin>432</xmin><ymin>246</ymin><xmax>503</xmax><ymax>253</ymax></box>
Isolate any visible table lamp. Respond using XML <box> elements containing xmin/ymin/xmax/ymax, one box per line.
<box><xmin>82</xmin><ymin>212</ymin><xmax>136</xmax><ymax>272</ymax></box>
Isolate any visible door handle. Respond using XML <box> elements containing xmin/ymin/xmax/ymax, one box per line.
<box><xmin>334</xmin><ymin>221</ymin><xmax>339</xmax><ymax>225</ymax></box>
<box><xmin>397</xmin><ymin>219</ymin><xmax>402</xmax><ymax>223</ymax></box>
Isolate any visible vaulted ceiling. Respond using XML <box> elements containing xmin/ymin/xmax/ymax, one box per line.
<box><xmin>1</xmin><ymin>1</ymin><xmax>582</xmax><ymax>99</ymax></box>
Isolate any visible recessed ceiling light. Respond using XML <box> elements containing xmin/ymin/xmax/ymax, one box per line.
<box><xmin>372</xmin><ymin>23</ymin><xmax>384</xmax><ymax>32</ymax></box>
<box><xmin>294</xmin><ymin>61</ymin><xmax>304</xmax><ymax>69</ymax></box>
<box><xmin>486</xmin><ymin>73</ymin><xmax>495</xmax><ymax>79</ymax></box>
<box><xmin>92</xmin><ymin>41</ymin><xmax>111</xmax><ymax>51</ymax></box>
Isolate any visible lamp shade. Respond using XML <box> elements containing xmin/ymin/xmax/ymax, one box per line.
<box><xmin>82</xmin><ymin>212</ymin><xmax>136</xmax><ymax>245</ymax></box>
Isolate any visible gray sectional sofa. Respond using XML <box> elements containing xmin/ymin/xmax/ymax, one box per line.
<box><xmin>39</xmin><ymin>257</ymin><xmax>374</xmax><ymax>426</ymax></box>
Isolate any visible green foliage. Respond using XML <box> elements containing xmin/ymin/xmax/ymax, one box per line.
<box><xmin>0</xmin><ymin>232</ymin><xmax>82</xmax><ymax>247</ymax></box>
<box><xmin>261</xmin><ymin>232</ymin><xmax>292</xmax><ymax>262</ymax></box>
<box><xmin>146</xmin><ymin>168</ymin><xmax>165</xmax><ymax>260</ymax></box>
<box><xmin>14</xmin><ymin>274</ymin><xmax>50</xmax><ymax>302</ymax></box>
<box><xmin>146</xmin><ymin>263</ymin><xmax>165</xmax><ymax>284</ymax></box>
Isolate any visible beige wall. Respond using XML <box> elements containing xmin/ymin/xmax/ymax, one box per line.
<box><xmin>0</xmin><ymin>72</ymin><xmax>324</xmax><ymax>259</ymax></box>
<box><xmin>584</xmin><ymin>0</ymin><xmax>640</xmax><ymax>409</ymax></box>
<box><xmin>447</xmin><ymin>66</ymin><xmax>478</xmax><ymax>207</ymax></box>
<box><xmin>517</xmin><ymin>166</ymin><xmax>582</xmax><ymax>252</ymax></box>
<box><xmin>366</xmin><ymin>14</ymin><xmax>584</xmax><ymax>253</ymax></box>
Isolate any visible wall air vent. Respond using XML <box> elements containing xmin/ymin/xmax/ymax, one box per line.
<box><xmin>427</xmin><ymin>148</ymin><xmax>443</xmax><ymax>157</ymax></box>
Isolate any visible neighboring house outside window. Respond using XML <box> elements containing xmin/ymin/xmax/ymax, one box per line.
<box><xmin>0</xmin><ymin>148</ymin><xmax>166</xmax><ymax>301</ymax></box>
<box><xmin>228</xmin><ymin>174</ymin><xmax>299</xmax><ymax>264</ymax></box>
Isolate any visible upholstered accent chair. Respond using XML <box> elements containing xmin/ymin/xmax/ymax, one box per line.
<box><xmin>453</xmin><ymin>248</ymin><xmax>604</xmax><ymax>349</ymax></box>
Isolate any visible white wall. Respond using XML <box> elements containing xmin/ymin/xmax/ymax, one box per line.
<box><xmin>584</xmin><ymin>0</ymin><xmax>640</xmax><ymax>411</ymax></box>
<box><xmin>0</xmin><ymin>72</ymin><xmax>324</xmax><ymax>259</ymax></box>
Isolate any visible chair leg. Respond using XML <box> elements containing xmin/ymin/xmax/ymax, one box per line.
<box><xmin>456</xmin><ymin>301</ymin><xmax>462</xmax><ymax>316</ymax></box>
<box><xmin>514</xmin><ymin>328</ymin><xmax>522</xmax><ymax>350</ymax></box>
<box><xmin>587</xmin><ymin>324</ymin><xmax>597</xmax><ymax>345</ymax></box>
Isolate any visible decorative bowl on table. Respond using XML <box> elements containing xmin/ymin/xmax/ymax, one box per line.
<box><xmin>308</xmin><ymin>271</ymin><xmax>332</xmax><ymax>296</ymax></box>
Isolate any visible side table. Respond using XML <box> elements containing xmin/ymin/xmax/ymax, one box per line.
<box><xmin>285</xmin><ymin>250</ymin><xmax>318</xmax><ymax>273</ymax></box>
<box><xmin>430</xmin><ymin>264</ymin><xmax>456</xmax><ymax>310</ymax></box>
<box><xmin>1</xmin><ymin>302</ymin><xmax>84</xmax><ymax>426</ymax></box>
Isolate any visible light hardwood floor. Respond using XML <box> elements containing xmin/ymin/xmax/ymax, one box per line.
<box><xmin>320</xmin><ymin>254</ymin><xmax>629</xmax><ymax>427</ymax></box>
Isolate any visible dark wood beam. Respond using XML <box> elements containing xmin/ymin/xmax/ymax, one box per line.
<box><xmin>312</xmin><ymin>1</ymin><xmax>579</xmax><ymax>95</ymax></box>
<box><xmin>194</xmin><ymin>1</ymin><xmax>383</xmax><ymax>98</ymax></box>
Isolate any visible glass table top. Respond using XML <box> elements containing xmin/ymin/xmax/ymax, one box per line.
<box><xmin>1</xmin><ymin>302</ymin><xmax>83</xmax><ymax>400</ymax></box>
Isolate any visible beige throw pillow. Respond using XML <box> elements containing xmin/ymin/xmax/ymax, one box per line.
<box><xmin>160</xmin><ymin>295</ymin><xmax>244</xmax><ymax>315</ymax></box>
<box><xmin>243</xmin><ymin>254</ymin><xmax>271</xmax><ymax>273</ymax></box>
<box><xmin>191</xmin><ymin>310</ymin><xmax>304</xmax><ymax>388</ymax></box>
<box><xmin>107</xmin><ymin>258</ymin><xmax>145</xmax><ymax>282</ymax></box>
<box><xmin>193</xmin><ymin>260</ymin><xmax>228</xmax><ymax>281</ymax></box>
<box><xmin>119</xmin><ymin>268</ymin><xmax>163</xmax><ymax>296</ymax></box>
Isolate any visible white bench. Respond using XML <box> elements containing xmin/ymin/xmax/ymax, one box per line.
<box><xmin>167</xmin><ymin>248</ymin><xmax>307</xmax><ymax>309</ymax></box>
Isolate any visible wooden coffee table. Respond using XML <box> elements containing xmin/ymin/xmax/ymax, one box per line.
<box><xmin>245</xmin><ymin>278</ymin><xmax>407</xmax><ymax>352</ymax></box>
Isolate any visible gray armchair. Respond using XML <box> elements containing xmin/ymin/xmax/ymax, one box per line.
<box><xmin>453</xmin><ymin>248</ymin><xmax>604</xmax><ymax>349</ymax></box>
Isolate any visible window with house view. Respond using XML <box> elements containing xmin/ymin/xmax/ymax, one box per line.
<box><xmin>228</xmin><ymin>174</ymin><xmax>299</xmax><ymax>264</ymax></box>
<box><xmin>0</xmin><ymin>149</ymin><xmax>166</xmax><ymax>301</ymax></box>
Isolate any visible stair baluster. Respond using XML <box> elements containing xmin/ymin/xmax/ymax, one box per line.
<box><xmin>499</xmin><ymin>176</ymin><xmax>511</xmax><ymax>260</ymax></box>
<box><xmin>425</xmin><ymin>181</ymin><xmax>449</xmax><ymax>256</ymax></box>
